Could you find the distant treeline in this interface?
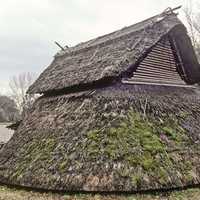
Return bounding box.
[0,95,20,122]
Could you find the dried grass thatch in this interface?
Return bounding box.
[0,84,200,191]
[1,9,200,192]
[27,13,200,94]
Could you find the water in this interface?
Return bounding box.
[0,124,14,143]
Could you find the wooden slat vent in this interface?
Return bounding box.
[124,37,186,86]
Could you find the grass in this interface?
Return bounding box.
[0,185,200,200]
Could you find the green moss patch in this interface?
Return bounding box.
[1,92,200,191]
[11,137,56,180]
[82,111,194,186]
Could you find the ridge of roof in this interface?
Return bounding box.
[55,11,177,58]
[27,9,187,94]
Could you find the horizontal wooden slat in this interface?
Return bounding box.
[154,43,172,48]
[149,50,174,59]
[133,76,182,83]
[144,56,176,66]
[147,49,175,58]
[136,62,177,72]
[131,77,186,85]
[132,73,185,83]
[129,77,185,84]
[159,43,171,47]
[135,68,180,77]
[156,44,172,50]
[142,53,176,64]
[152,45,173,51]
[122,80,191,87]
[147,51,175,60]
[140,63,176,72]
[151,47,175,55]
[141,61,176,70]
[133,74,181,80]
[137,65,177,74]
[138,65,176,72]
[154,44,175,52]
[150,50,174,58]
[136,67,177,74]
[133,74,182,81]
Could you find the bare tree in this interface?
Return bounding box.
[9,72,37,115]
[183,0,200,61]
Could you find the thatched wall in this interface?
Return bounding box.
[0,84,200,192]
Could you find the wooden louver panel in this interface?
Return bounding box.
[127,37,186,86]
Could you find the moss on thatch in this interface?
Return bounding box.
[0,84,200,191]
[81,111,197,188]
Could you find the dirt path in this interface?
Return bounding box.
[0,185,200,200]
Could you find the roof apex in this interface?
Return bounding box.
[55,7,182,58]
[28,7,197,94]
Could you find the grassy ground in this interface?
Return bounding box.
[0,185,200,200]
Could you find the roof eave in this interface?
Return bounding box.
[169,25,200,84]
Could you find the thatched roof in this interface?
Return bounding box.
[1,84,200,191]
[27,11,200,94]
[1,8,200,192]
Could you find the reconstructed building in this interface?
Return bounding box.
[0,8,200,192]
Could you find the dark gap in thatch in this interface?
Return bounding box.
[43,77,119,97]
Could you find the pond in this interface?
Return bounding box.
[0,124,14,143]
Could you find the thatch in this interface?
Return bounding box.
[1,8,200,192]
[27,12,200,94]
[0,84,200,191]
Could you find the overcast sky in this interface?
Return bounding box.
[0,0,191,94]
